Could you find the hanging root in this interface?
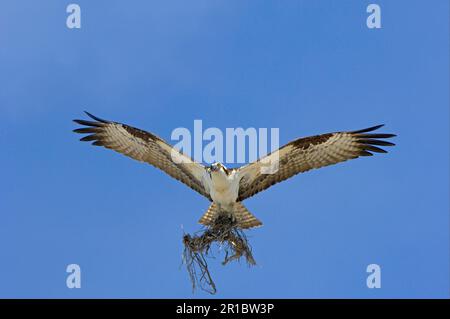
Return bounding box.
[182,215,256,294]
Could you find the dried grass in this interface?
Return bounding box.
[182,215,256,294]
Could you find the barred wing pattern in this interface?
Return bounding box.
[73,112,211,200]
[237,125,396,201]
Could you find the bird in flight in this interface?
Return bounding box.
[74,112,396,229]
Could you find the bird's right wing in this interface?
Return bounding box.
[73,112,211,201]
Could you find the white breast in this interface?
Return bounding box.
[202,169,240,210]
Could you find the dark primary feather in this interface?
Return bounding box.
[84,111,109,123]
[350,124,385,134]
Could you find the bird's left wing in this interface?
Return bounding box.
[237,125,396,201]
[73,112,211,200]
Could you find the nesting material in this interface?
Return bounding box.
[182,215,256,294]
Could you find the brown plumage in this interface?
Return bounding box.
[74,112,396,229]
[74,112,211,200]
[237,125,396,201]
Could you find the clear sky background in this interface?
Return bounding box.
[0,1,448,298]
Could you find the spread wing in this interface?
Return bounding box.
[237,125,396,201]
[73,112,211,200]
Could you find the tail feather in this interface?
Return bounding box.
[198,202,219,227]
[198,202,262,229]
[233,203,263,229]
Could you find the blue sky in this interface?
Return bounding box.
[0,0,448,298]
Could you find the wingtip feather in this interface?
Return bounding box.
[352,124,385,134]
[84,111,109,123]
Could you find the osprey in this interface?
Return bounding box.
[74,112,396,229]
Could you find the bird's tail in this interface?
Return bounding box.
[198,202,263,229]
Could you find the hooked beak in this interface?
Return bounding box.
[210,163,221,172]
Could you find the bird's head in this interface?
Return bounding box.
[209,162,227,173]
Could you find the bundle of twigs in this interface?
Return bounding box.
[182,215,256,294]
